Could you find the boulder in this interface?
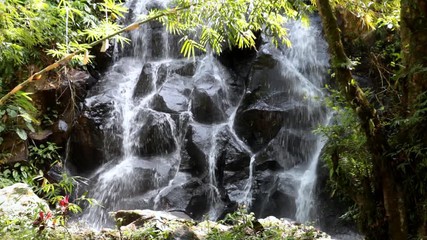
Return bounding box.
[68,114,105,175]
[215,126,251,172]
[250,171,296,219]
[0,183,49,220]
[190,88,226,124]
[111,209,180,227]
[233,100,285,152]
[133,63,156,98]
[247,53,284,90]
[150,76,192,113]
[134,110,177,156]
[0,134,28,164]
[154,178,211,220]
[255,129,318,171]
[180,123,211,177]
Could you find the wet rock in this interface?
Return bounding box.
[233,99,285,152]
[111,209,180,227]
[134,110,176,156]
[150,76,191,113]
[255,129,318,171]
[215,126,251,172]
[87,158,175,224]
[68,97,122,175]
[133,63,155,98]
[68,114,105,175]
[155,63,169,87]
[155,178,211,220]
[190,88,226,124]
[150,28,166,60]
[47,120,71,145]
[180,124,211,177]
[251,171,296,219]
[47,163,65,183]
[29,130,53,141]
[171,60,198,77]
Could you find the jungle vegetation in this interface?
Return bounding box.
[1,0,426,239]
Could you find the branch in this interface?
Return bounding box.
[0,4,194,106]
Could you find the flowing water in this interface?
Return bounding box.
[73,0,330,229]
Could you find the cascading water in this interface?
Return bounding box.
[70,0,330,229]
[295,131,329,222]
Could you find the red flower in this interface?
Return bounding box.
[59,195,69,207]
[34,211,52,226]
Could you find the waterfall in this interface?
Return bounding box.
[70,0,330,228]
[295,130,328,222]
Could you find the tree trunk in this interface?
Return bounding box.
[315,0,408,239]
[401,0,427,108]
[401,1,427,236]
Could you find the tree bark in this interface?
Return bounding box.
[401,0,427,108]
[401,1,427,236]
[315,0,407,239]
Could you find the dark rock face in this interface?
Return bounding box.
[234,105,284,152]
[251,171,296,219]
[190,88,226,124]
[150,76,192,113]
[68,115,105,175]
[72,16,332,230]
[255,129,318,171]
[155,178,212,219]
[133,63,156,98]
[180,124,209,177]
[215,126,251,172]
[134,110,176,157]
[68,96,121,175]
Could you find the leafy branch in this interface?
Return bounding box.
[0,4,194,106]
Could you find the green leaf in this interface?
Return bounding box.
[7,109,17,118]
[26,122,35,132]
[15,128,27,140]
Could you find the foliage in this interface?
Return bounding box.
[0,141,95,212]
[316,86,372,195]
[122,221,171,239]
[148,0,314,58]
[29,142,61,167]
[315,86,375,225]
[326,0,400,31]
[0,91,38,147]
[0,142,61,189]
[0,0,128,83]
[0,0,128,166]
[205,206,329,239]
